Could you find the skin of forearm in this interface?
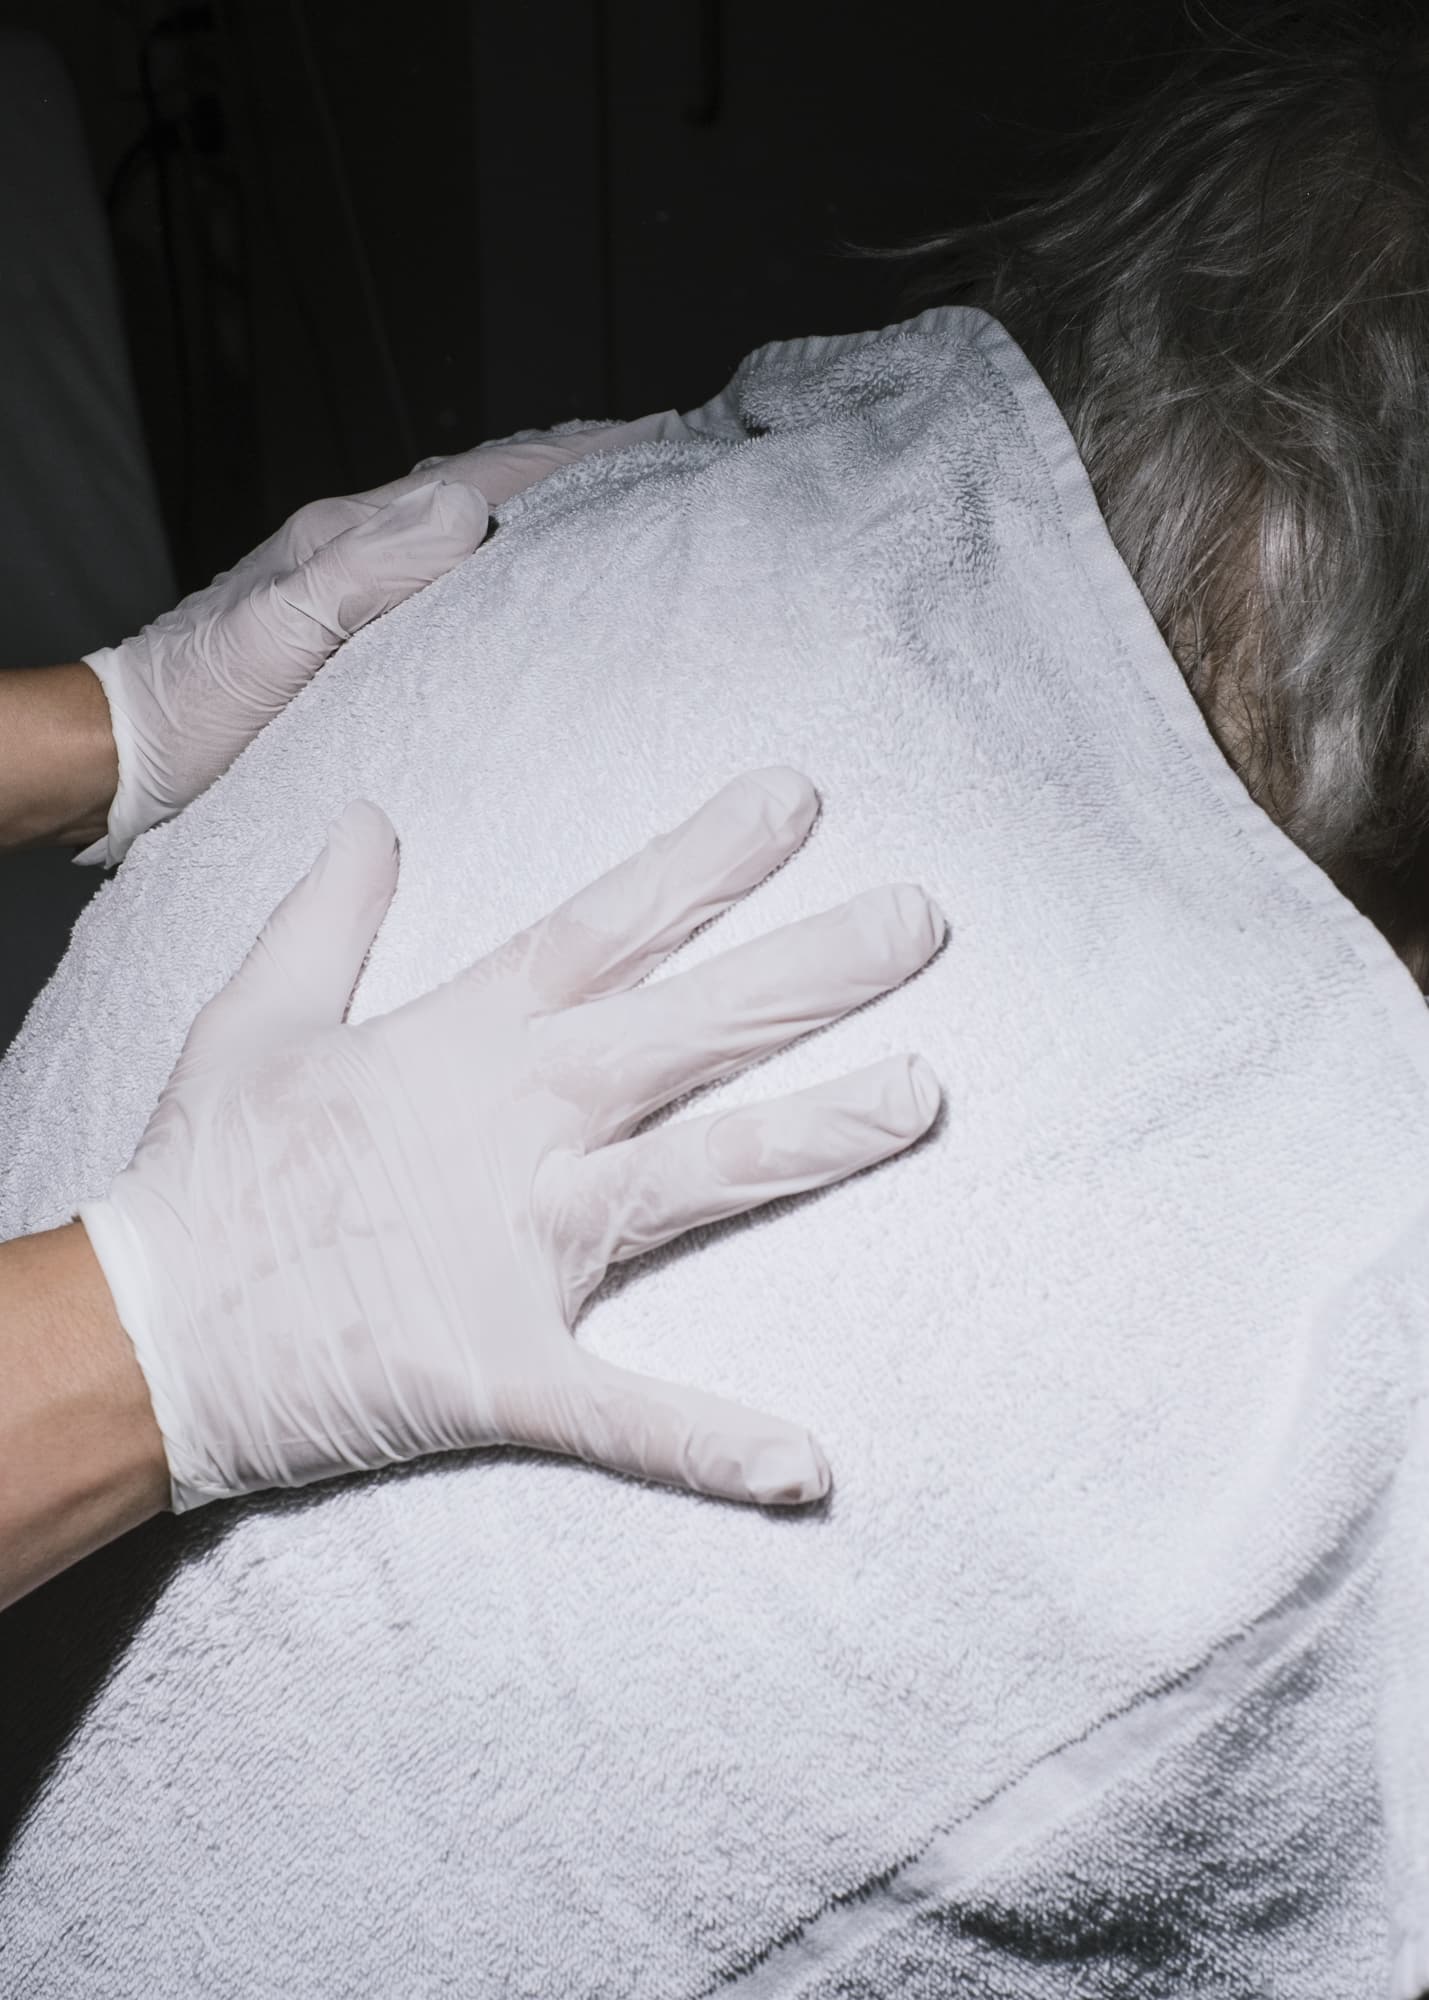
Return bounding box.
[0,1222,169,1612]
[0,663,118,851]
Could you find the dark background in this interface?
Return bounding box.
[0,0,1184,1057]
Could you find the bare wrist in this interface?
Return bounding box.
[0,662,118,851]
[0,1221,170,1611]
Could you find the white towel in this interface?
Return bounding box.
[3,304,1428,1999]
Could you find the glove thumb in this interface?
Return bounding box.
[533,1350,832,1507]
[268,479,490,655]
[190,800,400,1059]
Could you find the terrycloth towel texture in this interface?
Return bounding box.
[2,305,1428,1998]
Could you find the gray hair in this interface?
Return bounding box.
[841,0,1429,989]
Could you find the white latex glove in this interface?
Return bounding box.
[78,767,946,1515]
[77,413,679,868]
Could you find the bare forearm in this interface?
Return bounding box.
[0,1223,169,1611]
[0,663,117,850]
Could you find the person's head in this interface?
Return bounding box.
[847,0,1429,989]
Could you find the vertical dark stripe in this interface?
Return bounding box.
[593,0,616,416]
[687,0,724,127]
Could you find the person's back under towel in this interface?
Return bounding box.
[3,304,1429,2000]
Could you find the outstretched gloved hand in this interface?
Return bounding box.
[76,413,677,867]
[78,768,946,1514]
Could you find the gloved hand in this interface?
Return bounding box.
[78,767,946,1515]
[76,413,678,868]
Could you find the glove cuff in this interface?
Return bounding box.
[73,646,161,869]
[76,1193,216,1513]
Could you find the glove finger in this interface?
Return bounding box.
[267,481,489,660]
[189,801,400,1057]
[355,413,679,511]
[189,412,667,603]
[551,1053,940,1323]
[443,413,678,508]
[523,1348,832,1507]
[427,769,821,1034]
[563,878,945,1154]
[277,493,383,570]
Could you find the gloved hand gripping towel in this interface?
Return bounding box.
[3,305,1427,1999]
